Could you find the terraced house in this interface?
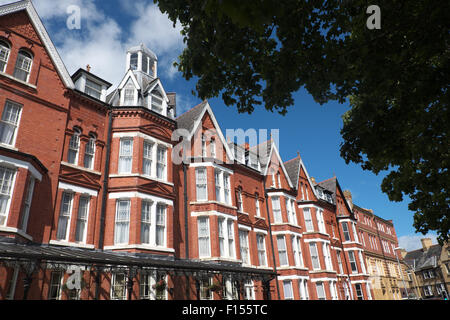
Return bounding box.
[0,0,403,301]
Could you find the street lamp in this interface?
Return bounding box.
[394,247,409,299]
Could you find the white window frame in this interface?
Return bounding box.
[118,138,133,174]
[0,40,10,73]
[140,271,167,300]
[56,192,73,241]
[195,167,208,201]
[239,229,250,265]
[84,135,96,169]
[277,235,289,266]
[272,196,282,223]
[0,100,22,147]
[317,209,326,234]
[303,207,314,231]
[348,250,358,274]
[0,166,16,227]
[114,199,131,244]
[283,280,294,300]
[142,140,153,176]
[198,217,211,257]
[84,78,102,100]
[13,50,33,82]
[256,233,267,267]
[48,271,63,300]
[111,273,127,300]
[218,217,235,259]
[75,195,90,243]
[316,282,326,300]
[323,243,333,271]
[292,235,304,267]
[255,197,261,217]
[309,242,320,270]
[20,176,35,232]
[156,146,167,180]
[342,222,351,241]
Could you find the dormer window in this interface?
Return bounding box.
[85,78,102,100]
[151,90,163,114]
[0,40,10,73]
[122,81,136,106]
[13,50,33,82]
[130,53,138,70]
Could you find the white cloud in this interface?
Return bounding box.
[398,233,438,251]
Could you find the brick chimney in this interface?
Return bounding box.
[421,238,433,251]
[310,177,316,184]
[244,143,250,151]
[343,190,353,210]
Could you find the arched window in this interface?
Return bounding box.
[84,133,96,169]
[68,127,81,165]
[13,50,33,82]
[0,40,10,73]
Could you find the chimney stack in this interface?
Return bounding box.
[421,238,433,251]
[343,190,353,210]
[310,177,316,184]
[244,143,250,151]
[86,64,91,72]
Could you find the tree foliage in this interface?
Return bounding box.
[154,0,450,243]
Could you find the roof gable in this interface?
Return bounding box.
[0,0,74,89]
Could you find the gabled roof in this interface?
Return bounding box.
[318,176,353,215]
[284,157,301,189]
[0,0,74,89]
[118,69,141,90]
[404,244,442,271]
[176,100,234,161]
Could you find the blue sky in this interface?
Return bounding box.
[1,0,437,250]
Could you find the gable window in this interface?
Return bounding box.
[118,138,133,173]
[0,40,10,73]
[317,209,326,233]
[256,234,267,266]
[195,168,207,201]
[56,192,73,241]
[286,199,297,225]
[75,196,90,243]
[303,208,314,231]
[277,235,288,266]
[239,229,250,264]
[151,90,163,114]
[85,78,102,100]
[271,196,282,223]
[197,217,210,257]
[13,50,33,82]
[84,134,96,169]
[342,222,351,241]
[143,141,153,176]
[156,146,166,180]
[0,100,22,146]
[67,128,81,165]
[210,139,216,158]
[114,199,130,244]
[20,176,35,232]
[201,135,207,158]
[309,242,320,270]
[0,166,16,226]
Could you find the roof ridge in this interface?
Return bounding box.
[176,100,207,120]
[318,176,336,185]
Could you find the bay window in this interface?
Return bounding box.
[316,282,326,300]
[303,208,314,231]
[309,242,320,270]
[342,222,351,241]
[118,138,133,173]
[292,235,304,267]
[239,229,250,264]
[198,217,210,257]
[277,235,288,266]
[257,234,267,266]
[75,196,89,243]
[283,280,294,300]
[155,203,166,246]
[114,199,130,244]
[20,176,35,232]
[195,168,207,201]
[143,141,153,176]
[141,200,152,244]
[272,196,282,223]
[156,146,166,180]
[0,166,16,226]
[348,250,358,274]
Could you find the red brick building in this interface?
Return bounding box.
[0,0,392,301]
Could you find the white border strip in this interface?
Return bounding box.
[59,182,98,197]
[0,154,42,181]
[108,191,173,206]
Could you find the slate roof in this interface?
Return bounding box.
[176,100,208,134]
[404,244,442,271]
[284,157,301,189]
[249,140,272,168]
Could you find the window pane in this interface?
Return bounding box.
[57,193,72,240]
[75,196,89,242]
[0,101,22,145]
[115,200,130,244]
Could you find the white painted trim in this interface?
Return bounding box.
[0,71,37,88]
[271,230,303,237]
[343,245,364,250]
[109,173,174,186]
[278,275,310,281]
[262,143,293,188]
[58,182,98,197]
[103,244,175,253]
[310,277,338,283]
[238,224,251,231]
[0,226,32,241]
[190,210,237,220]
[189,201,237,210]
[0,1,74,89]
[0,154,42,181]
[117,70,141,90]
[303,238,331,244]
[108,191,173,206]
[266,191,296,201]
[61,161,102,176]
[113,132,172,149]
[49,240,95,249]
[253,228,268,235]
[189,161,234,175]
